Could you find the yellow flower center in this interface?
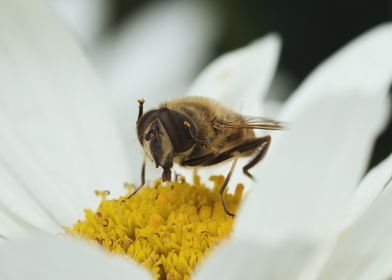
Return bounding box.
[67,174,243,280]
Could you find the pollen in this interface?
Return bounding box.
[67,174,244,280]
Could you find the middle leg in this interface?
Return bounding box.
[220,156,239,217]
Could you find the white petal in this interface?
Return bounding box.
[195,239,312,280]
[188,33,281,115]
[233,24,392,244]
[345,153,392,228]
[0,159,61,234]
[318,177,392,280]
[0,235,152,280]
[235,93,389,245]
[0,202,36,239]
[0,124,84,227]
[0,0,132,215]
[52,0,110,44]
[282,23,392,120]
[95,1,218,104]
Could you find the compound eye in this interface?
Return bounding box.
[158,109,196,153]
[144,121,160,142]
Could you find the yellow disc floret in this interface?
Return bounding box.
[67,174,244,280]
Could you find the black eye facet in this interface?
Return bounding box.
[158,109,196,153]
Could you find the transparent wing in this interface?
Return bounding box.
[214,116,285,131]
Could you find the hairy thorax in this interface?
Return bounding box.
[165,96,256,164]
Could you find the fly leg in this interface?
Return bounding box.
[126,157,146,198]
[220,156,238,217]
[181,136,272,215]
[242,135,271,179]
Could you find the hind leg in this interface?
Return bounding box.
[242,135,271,179]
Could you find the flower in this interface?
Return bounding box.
[68,175,243,279]
[1,1,392,280]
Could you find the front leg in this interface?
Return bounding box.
[126,157,146,198]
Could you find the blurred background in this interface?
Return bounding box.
[51,0,392,169]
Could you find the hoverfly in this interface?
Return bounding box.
[134,96,283,216]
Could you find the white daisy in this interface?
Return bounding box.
[1,0,392,279]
